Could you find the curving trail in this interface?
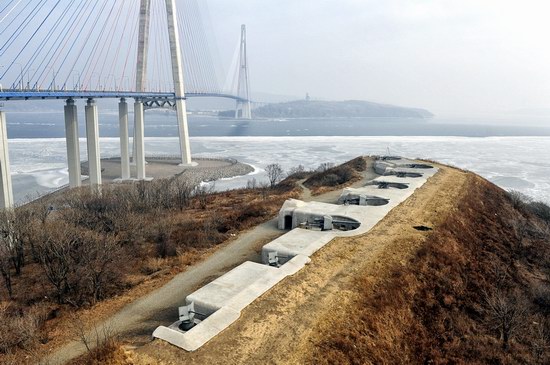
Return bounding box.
[43,159,376,365]
[135,165,468,364]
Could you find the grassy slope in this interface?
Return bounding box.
[309,174,550,364]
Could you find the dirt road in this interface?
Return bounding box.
[44,159,377,364]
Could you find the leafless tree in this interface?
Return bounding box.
[511,217,529,254]
[507,189,531,210]
[246,177,258,189]
[483,288,530,350]
[0,208,37,276]
[194,183,214,209]
[35,223,77,304]
[265,163,284,188]
[0,242,13,298]
[259,182,271,200]
[75,232,124,304]
[172,176,194,211]
[530,315,549,364]
[317,162,335,172]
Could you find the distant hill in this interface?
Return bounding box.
[223,100,434,119]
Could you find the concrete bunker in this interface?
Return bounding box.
[394,171,423,178]
[331,215,361,231]
[368,181,409,190]
[407,163,433,169]
[380,156,402,161]
[338,189,390,206]
[278,199,361,231]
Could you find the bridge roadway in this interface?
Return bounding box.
[0,89,247,102]
[0,89,251,209]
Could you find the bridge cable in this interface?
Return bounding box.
[0,0,21,24]
[0,0,16,15]
[121,9,140,92]
[5,0,64,88]
[31,0,93,89]
[178,7,200,92]
[186,1,212,92]
[95,1,126,91]
[13,0,78,89]
[75,0,116,90]
[34,0,94,88]
[191,0,220,93]
[106,1,134,91]
[47,0,108,90]
[0,0,48,57]
[56,0,106,90]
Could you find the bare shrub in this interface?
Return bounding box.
[68,315,120,364]
[246,177,258,189]
[508,190,531,210]
[530,315,550,364]
[0,240,13,298]
[193,183,214,210]
[287,164,309,179]
[528,201,550,223]
[141,257,166,275]
[35,222,124,306]
[265,163,284,188]
[172,176,194,211]
[483,289,530,350]
[150,221,175,259]
[0,210,26,275]
[316,162,335,172]
[0,303,46,353]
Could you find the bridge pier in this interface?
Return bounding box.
[0,110,14,209]
[85,98,101,188]
[64,99,81,188]
[134,99,147,179]
[166,0,194,166]
[119,98,130,180]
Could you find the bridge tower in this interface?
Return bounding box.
[235,25,252,120]
[133,0,193,173]
[0,105,14,208]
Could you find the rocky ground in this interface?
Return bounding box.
[81,156,254,186]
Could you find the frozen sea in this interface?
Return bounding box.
[3,108,550,205]
[7,135,550,206]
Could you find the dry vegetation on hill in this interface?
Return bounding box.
[0,177,299,363]
[125,165,549,365]
[309,175,550,364]
[302,156,367,194]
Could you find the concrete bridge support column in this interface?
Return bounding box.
[0,110,14,209]
[64,99,81,188]
[119,98,130,180]
[85,98,101,188]
[134,100,146,180]
[165,0,193,166]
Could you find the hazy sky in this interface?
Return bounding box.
[208,0,550,115]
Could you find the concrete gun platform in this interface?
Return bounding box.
[153,156,438,352]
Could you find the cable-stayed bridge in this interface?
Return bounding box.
[0,0,253,208]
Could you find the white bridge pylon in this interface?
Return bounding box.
[133,0,194,173]
[235,25,252,120]
[62,0,195,194]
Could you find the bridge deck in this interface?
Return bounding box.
[0,90,247,102]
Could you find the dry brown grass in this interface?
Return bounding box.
[304,156,367,195]
[308,174,550,365]
[0,179,299,364]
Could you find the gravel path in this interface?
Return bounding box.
[43,158,375,365]
[43,219,284,365]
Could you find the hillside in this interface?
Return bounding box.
[128,165,550,364]
[231,99,434,119]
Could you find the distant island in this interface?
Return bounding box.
[219,99,434,119]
